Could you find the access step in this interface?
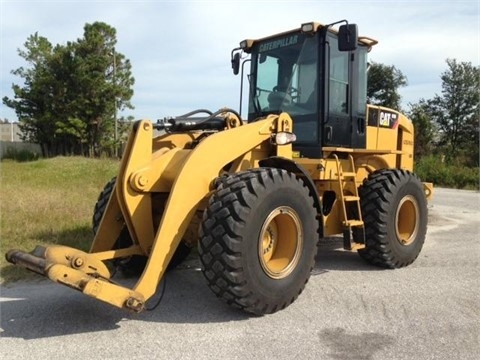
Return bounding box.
[344,220,364,227]
[339,171,357,178]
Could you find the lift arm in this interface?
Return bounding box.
[6,114,292,312]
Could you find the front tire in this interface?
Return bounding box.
[357,169,428,268]
[199,168,318,315]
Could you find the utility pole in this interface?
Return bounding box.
[112,48,118,158]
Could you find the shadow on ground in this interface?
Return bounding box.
[0,268,248,340]
[313,236,383,274]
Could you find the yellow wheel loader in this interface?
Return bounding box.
[6,21,433,314]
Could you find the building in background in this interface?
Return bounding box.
[0,121,22,142]
[0,121,41,159]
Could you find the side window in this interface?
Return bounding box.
[356,47,368,115]
[329,37,349,114]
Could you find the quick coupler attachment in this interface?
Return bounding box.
[6,246,48,275]
[5,245,146,312]
[5,245,111,281]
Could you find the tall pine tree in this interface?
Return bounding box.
[3,22,135,157]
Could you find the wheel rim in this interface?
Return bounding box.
[395,195,420,246]
[258,206,303,279]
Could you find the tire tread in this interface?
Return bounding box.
[199,168,318,315]
[357,169,427,268]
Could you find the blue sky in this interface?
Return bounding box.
[1,0,479,122]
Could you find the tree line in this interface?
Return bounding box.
[3,22,134,157]
[3,23,479,172]
[368,60,479,169]
[367,59,479,188]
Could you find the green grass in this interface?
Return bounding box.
[0,157,119,283]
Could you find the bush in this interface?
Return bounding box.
[2,147,40,162]
[415,155,479,190]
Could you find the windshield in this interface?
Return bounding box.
[248,33,319,119]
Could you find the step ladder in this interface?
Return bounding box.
[333,154,365,250]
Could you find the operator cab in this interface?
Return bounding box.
[232,21,377,158]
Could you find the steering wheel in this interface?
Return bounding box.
[273,85,298,100]
[268,89,292,109]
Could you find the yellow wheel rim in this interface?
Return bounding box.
[395,195,419,246]
[258,206,303,279]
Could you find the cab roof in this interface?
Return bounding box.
[240,21,378,53]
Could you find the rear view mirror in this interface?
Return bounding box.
[231,52,241,75]
[338,24,358,51]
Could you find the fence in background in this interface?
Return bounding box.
[0,141,42,159]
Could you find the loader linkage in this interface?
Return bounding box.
[5,111,291,312]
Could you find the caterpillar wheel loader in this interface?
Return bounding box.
[6,21,433,315]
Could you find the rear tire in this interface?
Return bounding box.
[199,168,318,315]
[356,169,427,268]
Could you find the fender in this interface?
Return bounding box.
[259,156,324,237]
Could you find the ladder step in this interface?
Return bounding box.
[344,220,364,227]
[340,172,357,178]
[343,228,352,250]
[343,196,360,202]
[353,227,365,245]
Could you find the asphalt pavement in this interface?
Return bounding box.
[1,187,479,360]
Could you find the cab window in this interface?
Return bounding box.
[328,36,349,115]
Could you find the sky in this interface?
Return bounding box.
[1,0,479,122]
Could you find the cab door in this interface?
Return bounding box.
[323,34,367,149]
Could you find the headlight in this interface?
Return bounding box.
[301,22,315,33]
[272,132,296,145]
